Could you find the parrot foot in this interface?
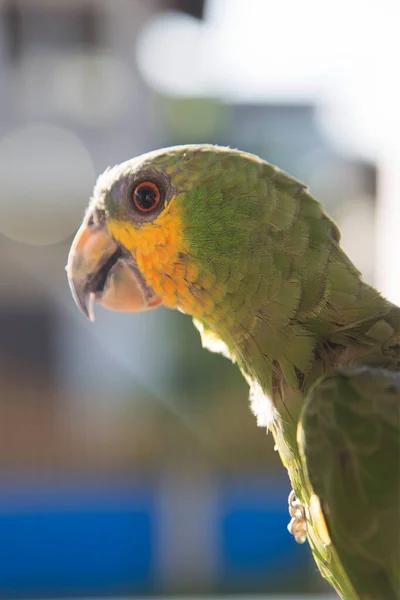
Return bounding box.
[287,490,307,544]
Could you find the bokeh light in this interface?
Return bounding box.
[0,123,94,244]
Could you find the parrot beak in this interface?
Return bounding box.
[66,218,162,321]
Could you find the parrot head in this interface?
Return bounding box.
[67,144,274,332]
[67,143,347,388]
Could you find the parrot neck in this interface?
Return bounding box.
[189,162,398,428]
[198,274,398,430]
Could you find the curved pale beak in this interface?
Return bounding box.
[66,219,162,321]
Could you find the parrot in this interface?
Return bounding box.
[66,144,400,600]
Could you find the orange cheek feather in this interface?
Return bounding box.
[106,201,196,310]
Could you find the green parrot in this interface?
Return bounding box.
[67,144,400,599]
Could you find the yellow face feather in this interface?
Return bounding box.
[106,196,216,317]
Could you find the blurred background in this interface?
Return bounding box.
[0,0,398,597]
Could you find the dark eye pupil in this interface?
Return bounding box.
[135,186,157,210]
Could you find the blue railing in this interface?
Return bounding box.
[0,476,309,596]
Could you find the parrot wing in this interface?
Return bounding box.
[299,366,400,600]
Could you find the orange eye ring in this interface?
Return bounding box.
[132,181,161,213]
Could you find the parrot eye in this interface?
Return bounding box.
[132,181,161,213]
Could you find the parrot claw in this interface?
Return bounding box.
[287,490,307,544]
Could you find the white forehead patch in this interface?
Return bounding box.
[92,157,140,206]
